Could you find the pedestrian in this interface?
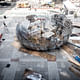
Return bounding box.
[0,33,3,43]
[4,16,7,19]
[0,26,3,44]
[3,15,9,33]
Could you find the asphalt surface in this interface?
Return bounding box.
[0,9,80,80]
[0,2,16,15]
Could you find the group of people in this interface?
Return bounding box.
[0,16,9,44]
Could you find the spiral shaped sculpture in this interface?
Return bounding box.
[16,14,72,51]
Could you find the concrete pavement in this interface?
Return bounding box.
[0,5,80,80]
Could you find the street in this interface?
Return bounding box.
[0,4,80,80]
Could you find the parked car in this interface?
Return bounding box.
[0,1,11,6]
